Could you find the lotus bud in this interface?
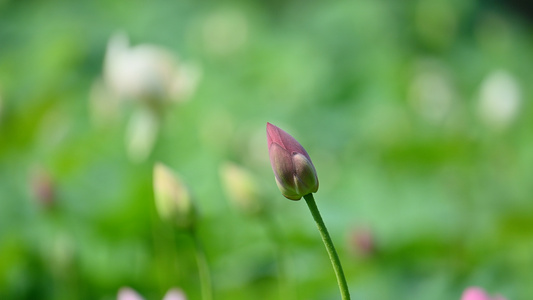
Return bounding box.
[219,162,263,215]
[153,163,195,229]
[266,122,318,200]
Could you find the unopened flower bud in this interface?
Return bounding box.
[348,227,375,258]
[30,168,55,209]
[266,122,318,200]
[153,163,195,229]
[219,162,263,215]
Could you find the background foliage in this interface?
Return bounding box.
[1,0,532,299]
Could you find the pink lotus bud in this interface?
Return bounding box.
[266,122,318,200]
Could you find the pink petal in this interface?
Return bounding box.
[117,287,144,300]
[461,287,490,300]
[266,122,310,160]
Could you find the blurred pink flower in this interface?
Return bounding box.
[461,287,507,300]
[117,287,187,300]
[117,287,144,300]
[30,167,55,208]
[347,227,375,258]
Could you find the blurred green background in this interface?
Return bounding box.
[1,0,533,299]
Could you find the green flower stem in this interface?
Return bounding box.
[303,193,351,300]
[191,229,214,300]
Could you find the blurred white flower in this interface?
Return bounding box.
[125,108,159,163]
[478,70,521,131]
[163,288,187,300]
[117,287,187,300]
[100,32,201,162]
[408,60,455,124]
[117,287,144,300]
[104,32,200,104]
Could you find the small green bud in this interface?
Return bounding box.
[219,162,263,215]
[153,163,195,229]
